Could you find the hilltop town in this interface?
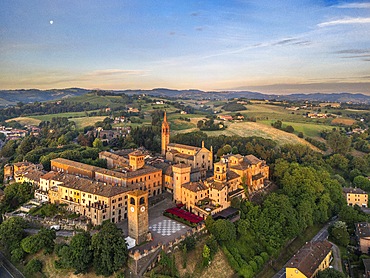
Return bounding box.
[0,91,369,278]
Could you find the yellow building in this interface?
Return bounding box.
[172,160,245,218]
[47,172,135,225]
[286,240,332,278]
[51,150,162,197]
[222,154,269,192]
[343,187,368,208]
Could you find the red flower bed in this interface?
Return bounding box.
[165,207,203,223]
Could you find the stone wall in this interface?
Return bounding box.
[3,212,89,231]
[128,223,207,275]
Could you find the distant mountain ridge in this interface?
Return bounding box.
[0,88,89,107]
[1,88,370,107]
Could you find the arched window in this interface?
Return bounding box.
[130,197,135,205]
[139,197,145,205]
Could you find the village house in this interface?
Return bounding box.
[356,222,370,254]
[285,240,332,277]
[343,187,368,208]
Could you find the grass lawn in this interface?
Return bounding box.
[30,111,93,121]
[170,119,196,130]
[173,235,235,278]
[259,120,333,138]
[256,224,324,278]
[71,116,107,129]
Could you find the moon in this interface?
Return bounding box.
[49,20,53,25]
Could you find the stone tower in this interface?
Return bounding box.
[127,190,149,245]
[161,111,170,155]
[129,150,145,171]
[214,161,227,182]
[172,164,191,203]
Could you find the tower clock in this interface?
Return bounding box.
[127,190,149,245]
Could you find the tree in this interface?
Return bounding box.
[271,120,282,129]
[92,138,103,150]
[91,221,128,276]
[222,144,232,154]
[0,217,27,251]
[202,244,211,266]
[317,268,346,278]
[69,231,93,273]
[25,259,43,276]
[212,219,236,242]
[2,182,35,212]
[328,221,350,246]
[327,130,351,155]
[21,228,56,254]
[284,125,294,133]
[353,176,370,192]
[0,140,17,157]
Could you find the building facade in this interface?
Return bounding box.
[343,187,368,208]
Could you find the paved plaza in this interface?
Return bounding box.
[117,193,193,253]
[149,219,186,236]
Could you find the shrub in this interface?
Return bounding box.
[25,259,42,276]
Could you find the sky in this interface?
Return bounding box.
[0,0,370,94]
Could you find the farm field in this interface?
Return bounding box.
[6,117,41,126]
[30,111,94,121]
[174,120,321,151]
[69,116,107,129]
[259,120,333,138]
[7,115,107,130]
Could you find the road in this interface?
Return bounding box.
[25,228,75,237]
[0,252,25,278]
[331,242,343,272]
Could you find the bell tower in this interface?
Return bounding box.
[214,161,227,182]
[161,111,170,155]
[127,190,149,245]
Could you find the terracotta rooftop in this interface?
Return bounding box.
[286,240,332,277]
[172,163,191,169]
[51,158,100,172]
[182,181,207,192]
[52,173,131,197]
[127,190,147,197]
[22,169,46,182]
[129,150,144,157]
[343,187,367,195]
[356,222,370,238]
[168,143,201,152]
[41,171,62,180]
[244,155,262,165]
[99,151,128,162]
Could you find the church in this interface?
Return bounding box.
[159,111,270,218]
[161,112,213,180]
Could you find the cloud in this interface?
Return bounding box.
[272,38,311,46]
[87,69,147,77]
[190,12,199,17]
[336,3,370,8]
[318,17,370,27]
[335,49,370,54]
[334,49,370,61]
[195,27,203,31]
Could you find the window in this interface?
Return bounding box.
[130,197,135,205]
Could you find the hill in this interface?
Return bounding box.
[2,88,370,107]
[0,88,89,107]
